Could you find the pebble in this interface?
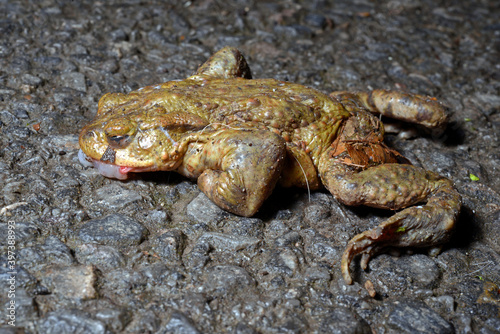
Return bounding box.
[38,236,76,267]
[222,217,264,238]
[37,265,97,300]
[481,318,500,334]
[275,231,302,247]
[195,232,261,251]
[95,183,142,210]
[303,265,331,283]
[369,254,441,291]
[482,209,500,253]
[74,243,126,271]
[9,288,38,326]
[37,310,106,334]
[202,265,256,297]
[265,248,300,277]
[0,221,38,248]
[161,311,201,334]
[77,214,148,248]
[303,233,340,263]
[184,231,261,269]
[303,13,328,29]
[318,307,371,334]
[385,300,454,334]
[94,307,129,332]
[59,72,87,93]
[186,193,228,224]
[123,310,161,333]
[151,229,186,262]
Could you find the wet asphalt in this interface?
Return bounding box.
[0,0,499,333]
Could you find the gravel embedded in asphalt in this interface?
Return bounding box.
[0,0,499,332]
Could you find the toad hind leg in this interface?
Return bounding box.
[331,89,448,129]
[318,157,461,285]
[178,128,286,217]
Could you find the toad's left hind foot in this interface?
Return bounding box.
[318,156,461,285]
[337,166,461,284]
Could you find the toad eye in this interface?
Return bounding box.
[106,134,133,149]
[104,118,137,149]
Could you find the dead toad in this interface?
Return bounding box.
[79,47,461,284]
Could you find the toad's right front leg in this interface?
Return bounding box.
[177,128,287,217]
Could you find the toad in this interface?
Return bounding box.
[79,47,461,284]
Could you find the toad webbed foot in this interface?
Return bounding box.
[318,157,461,285]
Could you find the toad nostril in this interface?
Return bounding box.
[83,130,96,138]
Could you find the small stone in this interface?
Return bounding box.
[265,219,291,239]
[74,243,126,271]
[186,193,228,224]
[265,248,299,277]
[38,236,76,267]
[303,13,328,29]
[425,295,455,314]
[151,229,186,262]
[275,231,302,247]
[386,300,454,334]
[21,73,43,87]
[303,203,331,223]
[138,262,185,287]
[9,288,37,326]
[303,235,340,263]
[13,108,29,119]
[38,265,97,300]
[183,242,211,269]
[223,217,264,238]
[123,310,161,333]
[59,72,87,92]
[95,183,142,210]
[184,232,260,268]
[141,209,168,224]
[105,267,147,290]
[196,232,261,251]
[54,176,80,188]
[318,307,371,334]
[234,322,259,334]
[0,110,17,125]
[37,309,106,334]
[303,265,331,284]
[0,221,38,248]
[203,265,256,297]
[100,59,119,73]
[110,29,127,42]
[162,311,201,334]
[8,57,31,73]
[364,280,377,298]
[95,307,130,332]
[77,214,148,248]
[279,248,300,273]
[481,317,500,334]
[369,254,441,290]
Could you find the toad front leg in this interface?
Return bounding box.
[318,155,461,284]
[177,128,287,217]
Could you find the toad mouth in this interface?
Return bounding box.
[78,149,155,180]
